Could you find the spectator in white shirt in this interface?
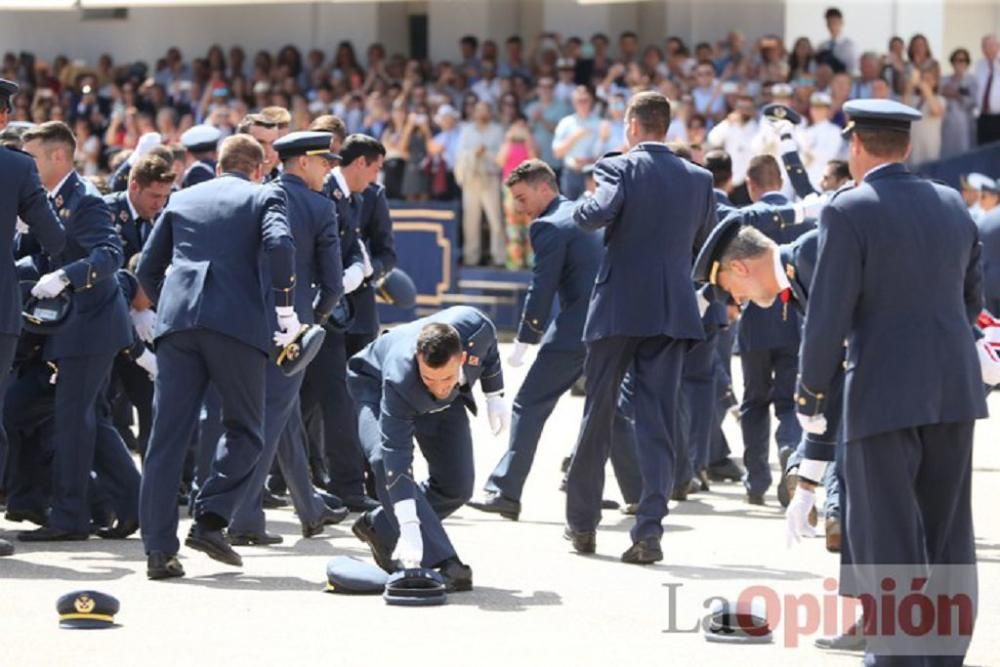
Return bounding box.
[816,7,857,75]
[707,95,759,198]
[800,92,845,188]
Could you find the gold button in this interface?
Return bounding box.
[798,398,807,405]
[817,393,824,399]
[773,215,779,222]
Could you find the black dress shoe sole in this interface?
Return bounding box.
[466,500,520,521]
[96,521,139,540]
[17,530,88,542]
[621,548,663,564]
[148,560,185,580]
[322,508,350,525]
[185,535,243,567]
[445,578,473,592]
[227,534,283,547]
[4,511,48,526]
[563,529,596,554]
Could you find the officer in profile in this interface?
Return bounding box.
[179,124,221,189]
[0,79,65,557]
[137,133,297,580]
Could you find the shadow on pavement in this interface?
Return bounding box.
[448,586,562,612]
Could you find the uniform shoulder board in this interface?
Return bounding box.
[827,181,856,202]
[601,151,623,159]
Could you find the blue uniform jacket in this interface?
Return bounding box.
[1,146,65,337]
[321,173,366,277]
[108,160,131,193]
[45,172,131,359]
[104,191,151,266]
[798,163,988,440]
[517,195,602,350]
[137,172,296,354]
[268,172,343,325]
[781,147,819,199]
[180,159,215,189]
[349,182,397,335]
[976,206,1000,315]
[574,143,716,343]
[734,192,815,352]
[347,306,503,506]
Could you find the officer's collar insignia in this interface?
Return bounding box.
[119,209,129,222]
[709,260,721,286]
[74,595,96,614]
[59,208,71,219]
[467,355,480,366]
[785,264,796,281]
[54,194,64,209]
[333,188,343,200]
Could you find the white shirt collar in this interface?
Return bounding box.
[863,161,899,180]
[125,192,141,220]
[332,166,351,197]
[772,245,791,291]
[47,169,74,199]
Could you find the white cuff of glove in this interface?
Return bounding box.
[797,412,828,435]
[394,498,419,526]
[358,242,375,278]
[779,137,798,155]
[343,264,365,294]
[797,458,827,485]
[507,340,532,367]
[275,306,295,317]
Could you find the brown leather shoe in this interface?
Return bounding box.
[825,517,841,553]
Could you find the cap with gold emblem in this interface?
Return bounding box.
[56,590,119,629]
[840,99,921,137]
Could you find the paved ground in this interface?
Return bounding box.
[1,341,998,666]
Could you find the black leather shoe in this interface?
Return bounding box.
[352,512,393,572]
[746,493,766,506]
[600,498,620,510]
[670,484,689,502]
[227,531,283,546]
[301,505,348,538]
[777,448,793,508]
[563,526,596,554]
[4,509,47,526]
[316,488,346,510]
[0,538,13,557]
[621,537,663,564]
[437,557,473,592]
[466,491,521,521]
[185,524,242,566]
[96,518,139,540]
[147,552,185,580]
[814,620,866,651]
[341,494,381,513]
[686,479,701,495]
[262,491,289,509]
[706,458,743,482]
[696,469,711,492]
[18,526,88,542]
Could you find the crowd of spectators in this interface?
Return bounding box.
[3,6,999,268]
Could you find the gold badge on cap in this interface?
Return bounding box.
[74,595,96,614]
[774,107,786,119]
[59,208,71,220]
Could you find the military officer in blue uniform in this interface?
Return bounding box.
[728,154,814,505]
[468,159,640,520]
[348,306,509,591]
[227,131,349,543]
[15,121,137,542]
[137,133,296,579]
[179,124,221,189]
[798,100,985,665]
[300,133,386,511]
[0,80,66,556]
[976,179,1000,317]
[107,131,162,193]
[564,92,716,564]
[104,153,174,455]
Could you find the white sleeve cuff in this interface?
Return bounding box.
[394,498,419,525]
[798,458,827,485]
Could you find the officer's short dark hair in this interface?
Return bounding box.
[218,134,264,176]
[130,154,175,189]
[416,323,463,368]
[704,149,733,189]
[340,134,386,167]
[21,120,76,153]
[719,225,773,265]
[746,154,783,192]
[460,35,479,50]
[310,114,347,141]
[854,128,910,159]
[505,159,557,191]
[147,144,175,165]
[825,7,843,20]
[826,159,851,183]
[625,91,671,137]
[167,143,186,163]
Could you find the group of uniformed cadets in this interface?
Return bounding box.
[0,70,994,661]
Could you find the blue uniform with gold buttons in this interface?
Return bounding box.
[230,132,344,537]
[136,170,295,556]
[348,306,502,568]
[797,100,985,664]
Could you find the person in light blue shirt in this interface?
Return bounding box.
[526,77,570,171]
[552,85,603,199]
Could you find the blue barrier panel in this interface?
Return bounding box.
[916,141,1000,188]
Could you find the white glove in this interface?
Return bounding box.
[342,263,365,294]
[696,288,710,318]
[392,499,423,568]
[31,270,69,298]
[486,394,510,436]
[358,241,374,278]
[797,412,827,435]
[273,306,302,348]
[793,192,827,223]
[785,486,817,547]
[130,308,157,344]
[135,348,158,380]
[977,336,1000,386]
[15,218,29,235]
[507,341,533,368]
[129,131,162,163]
